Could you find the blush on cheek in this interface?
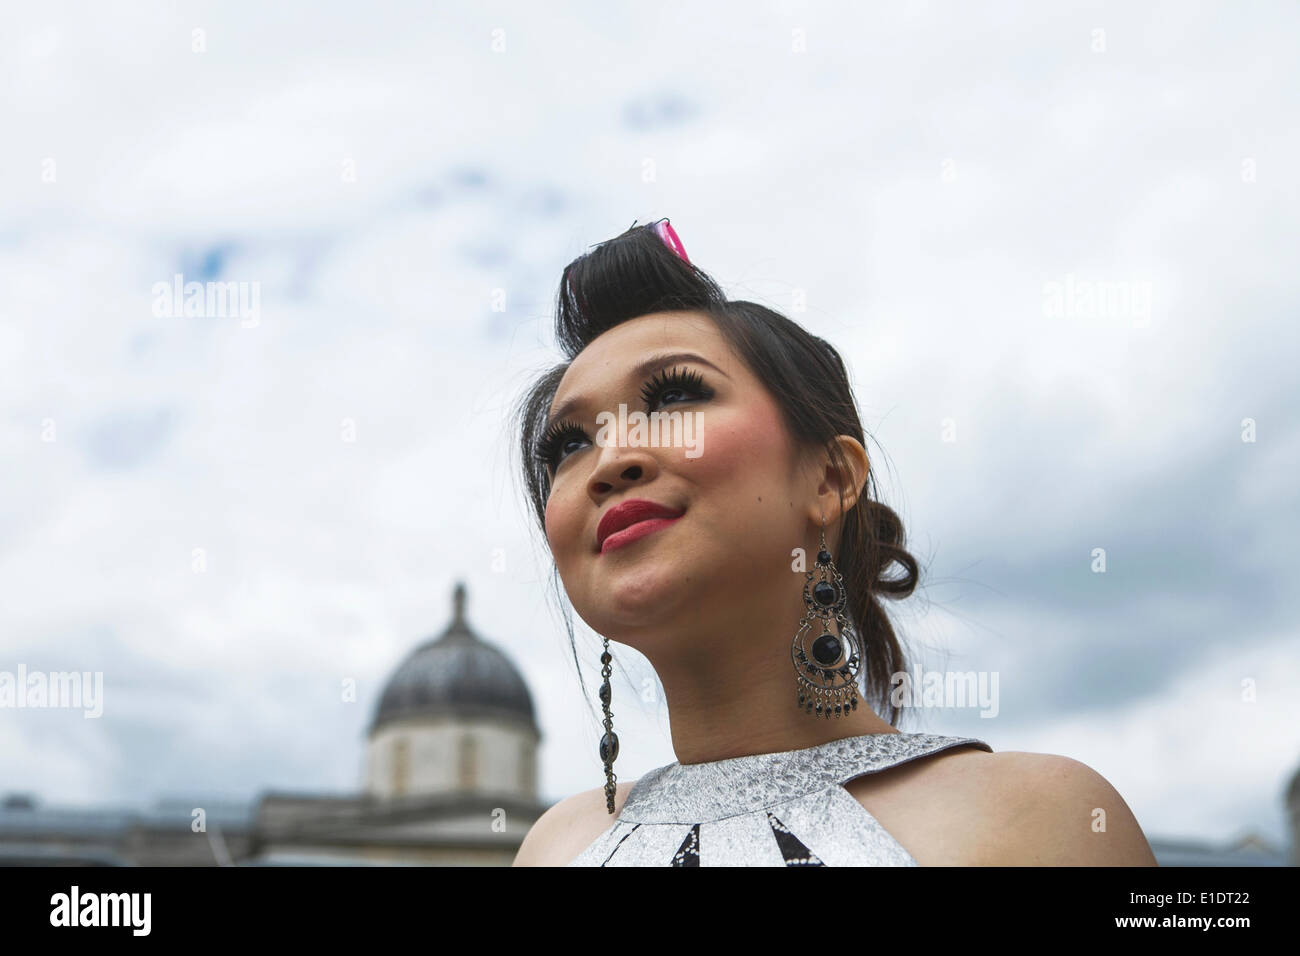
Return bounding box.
[543,494,574,556]
[692,404,788,478]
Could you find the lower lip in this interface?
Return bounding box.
[600,516,683,554]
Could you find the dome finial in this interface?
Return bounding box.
[453,581,466,627]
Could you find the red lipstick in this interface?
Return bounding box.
[596,499,685,554]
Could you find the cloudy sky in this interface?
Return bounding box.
[2,0,1297,853]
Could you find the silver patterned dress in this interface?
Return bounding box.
[567,731,993,866]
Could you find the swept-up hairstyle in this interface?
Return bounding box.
[514,220,919,727]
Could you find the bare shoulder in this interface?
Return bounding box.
[962,750,1158,866]
[512,781,636,867]
[846,744,1156,866]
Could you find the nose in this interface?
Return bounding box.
[587,443,659,499]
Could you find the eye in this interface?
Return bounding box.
[640,365,714,411]
[535,419,590,470]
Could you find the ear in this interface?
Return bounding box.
[807,435,870,527]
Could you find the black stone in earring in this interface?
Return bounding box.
[598,635,619,813]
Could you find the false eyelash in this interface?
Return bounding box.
[536,367,715,471]
[640,365,712,408]
[534,419,588,468]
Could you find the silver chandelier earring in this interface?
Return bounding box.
[792,516,862,718]
[598,635,619,813]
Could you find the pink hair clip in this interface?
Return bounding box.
[653,219,691,264]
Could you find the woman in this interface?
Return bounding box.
[511,220,1157,866]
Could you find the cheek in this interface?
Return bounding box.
[543,489,580,561]
[682,402,799,572]
[688,402,791,485]
[543,496,560,549]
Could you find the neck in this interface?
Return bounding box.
[622,580,899,766]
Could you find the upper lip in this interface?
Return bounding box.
[596,499,685,551]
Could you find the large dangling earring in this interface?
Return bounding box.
[598,635,619,813]
[791,516,861,719]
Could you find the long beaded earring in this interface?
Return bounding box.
[598,636,619,813]
[791,516,861,718]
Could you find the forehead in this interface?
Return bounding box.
[551,310,735,404]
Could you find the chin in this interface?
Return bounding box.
[585,560,691,633]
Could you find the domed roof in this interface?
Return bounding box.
[370,582,538,734]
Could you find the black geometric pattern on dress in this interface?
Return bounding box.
[599,823,642,866]
[766,811,825,866]
[670,823,701,866]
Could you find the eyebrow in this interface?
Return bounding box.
[544,351,729,434]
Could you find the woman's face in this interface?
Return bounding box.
[540,310,817,646]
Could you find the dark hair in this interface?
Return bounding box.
[513,220,919,727]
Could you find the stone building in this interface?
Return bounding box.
[0,582,545,866]
[250,581,545,864]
